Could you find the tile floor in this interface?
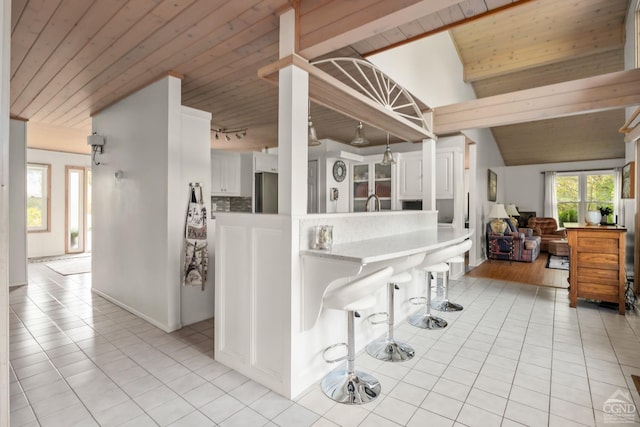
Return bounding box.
[8,262,640,426]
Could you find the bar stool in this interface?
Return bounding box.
[432,255,464,312]
[365,271,415,362]
[321,266,393,404]
[408,263,448,329]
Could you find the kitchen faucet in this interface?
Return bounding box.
[365,194,381,212]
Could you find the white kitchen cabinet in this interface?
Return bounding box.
[254,152,278,173]
[352,158,394,212]
[211,150,241,196]
[436,150,453,199]
[397,151,422,200]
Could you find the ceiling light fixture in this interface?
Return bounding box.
[211,127,248,142]
[350,121,369,146]
[381,133,395,165]
[308,101,321,146]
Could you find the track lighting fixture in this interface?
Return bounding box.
[211,127,248,142]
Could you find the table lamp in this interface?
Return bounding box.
[488,203,510,234]
[506,204,520,228]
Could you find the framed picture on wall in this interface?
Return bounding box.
[488,169,497,201]
[622,161,635,199]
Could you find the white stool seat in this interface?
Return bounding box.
[390,272,412,284]
[420,262,449,273]
[447,256,465,264]
[342,295,376,312]
[323,267,393,311]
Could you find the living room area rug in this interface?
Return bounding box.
[45,255,91,275]
[546,254,569,271]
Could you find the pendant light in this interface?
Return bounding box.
[308,101,321,146]
[350,121,369,146]
[381,133,395,165]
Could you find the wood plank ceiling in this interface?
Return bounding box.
[9,0,632,165]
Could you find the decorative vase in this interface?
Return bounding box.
[600,215,608,225]
[586,211,601,226]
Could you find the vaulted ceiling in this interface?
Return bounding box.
[9,0,635,165]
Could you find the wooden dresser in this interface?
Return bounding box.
[566,224,626,314]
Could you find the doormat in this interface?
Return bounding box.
[546,254,569,271]
[45,256,91,275]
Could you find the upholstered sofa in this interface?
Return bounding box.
[527,217,566,252]
[486,221,541,262]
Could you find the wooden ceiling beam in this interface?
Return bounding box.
[433,68,640,134]
[297,0,462,59]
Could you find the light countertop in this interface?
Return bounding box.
[301,226,473,264]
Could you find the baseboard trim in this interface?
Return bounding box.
[91,288,181,333]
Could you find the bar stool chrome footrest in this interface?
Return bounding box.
[366,312,389,325]
[321,369,381,404]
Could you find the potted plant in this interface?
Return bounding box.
[598,206,613,225]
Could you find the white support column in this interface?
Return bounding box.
[422,138,436,211]
[278,9,308,215]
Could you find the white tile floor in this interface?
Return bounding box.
[8,262,640,426]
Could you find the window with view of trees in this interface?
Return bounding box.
[556,171,614,226]
[27,163,50,232]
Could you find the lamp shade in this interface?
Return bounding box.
[506,204,520,216]
[350,122,369,146]
[488,204,509,219]
[308,118,321,146]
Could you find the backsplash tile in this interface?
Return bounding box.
[211,196,252,213]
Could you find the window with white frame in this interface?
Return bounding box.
[556,170,615,226]
[27,163,50,232]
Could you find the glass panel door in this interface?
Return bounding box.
[374,163,392,210]
[352,163,369,212]
[66,167,85,253]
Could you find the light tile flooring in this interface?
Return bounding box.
[8,262,640,426]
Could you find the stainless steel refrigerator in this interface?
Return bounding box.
[255,172,278,213]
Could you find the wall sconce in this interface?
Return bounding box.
[87,132,105,166]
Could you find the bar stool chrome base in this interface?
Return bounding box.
[366,338,415,362]
[432,300,463,312]
[408,311,448,329]
[321,369,381,404]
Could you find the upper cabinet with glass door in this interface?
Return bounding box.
[352,158,394,212]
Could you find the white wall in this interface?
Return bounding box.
[26,149,91,258]
[179,106,214,326]
[9,120,27,286]
[92,76,185,332]
[1,0,11,422]
[504,159,626,219]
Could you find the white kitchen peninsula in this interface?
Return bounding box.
[214,210,473,399]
